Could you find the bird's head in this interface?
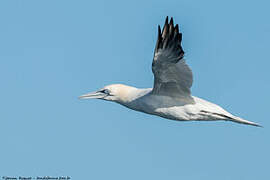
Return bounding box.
[79,84,137,103]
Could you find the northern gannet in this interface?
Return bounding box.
[80,17,261,127]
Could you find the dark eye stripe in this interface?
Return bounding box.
[100,89,110,94]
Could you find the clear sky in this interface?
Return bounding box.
[0,0,269,179]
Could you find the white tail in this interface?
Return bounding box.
[231,117,262,127]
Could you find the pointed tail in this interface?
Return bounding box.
[231,117,262,127]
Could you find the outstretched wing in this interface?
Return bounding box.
[151,17,193,99]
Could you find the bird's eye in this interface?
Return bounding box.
[100,89,110,94]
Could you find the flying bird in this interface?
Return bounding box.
[80,17,261,127]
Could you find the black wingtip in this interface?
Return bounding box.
[178,33,182,42]
[165,16,169,25]
[175,24,179,33]
[155,25,162,51]
[154,17,184,61]
[169,17,174,26]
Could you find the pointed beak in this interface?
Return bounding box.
[79,91,105,99]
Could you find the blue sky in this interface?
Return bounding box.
[0,0,269,179]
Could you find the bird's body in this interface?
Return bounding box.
[98,84,259,126]
[125,89,228,122]
[80,17,261,127]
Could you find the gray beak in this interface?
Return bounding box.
[79,91,105,99]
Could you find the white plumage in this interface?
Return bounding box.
[80,17,261,127]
